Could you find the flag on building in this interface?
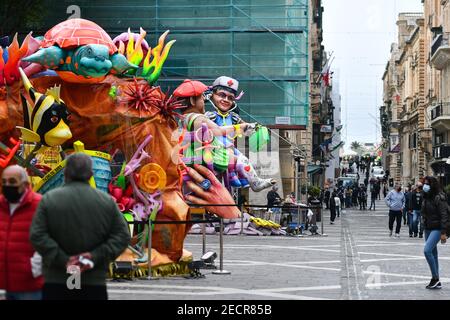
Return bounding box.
[330,141,345,152]
[320,55,334,88]
[320,137,333,154]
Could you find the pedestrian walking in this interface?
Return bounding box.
[405,185,415,237]
[334,194,341,218]
[324,189,331,209]
[0,165,43,300]
[369,187,377,211]
[412,182,424,238]
[385,184,405,238]
[383,182,388,198]
[345,187,352,208]
[338,188,345,207]
[359,186,367,210]
[329,191,337,224]
[30,153,130,300]
[267,185,282,214]
[375,179,381,200]
[403,185,412,227]
[352,186,359,207]
[319,189,324,207]
[421,176,449,289]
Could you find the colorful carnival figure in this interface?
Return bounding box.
[204,76,275,191]
[174,79,273,192]
[1,19,243,277]
[22,19,137,83]
[15,67,71,175]
[16,68,72,149]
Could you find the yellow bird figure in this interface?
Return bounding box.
[17,67,72,147]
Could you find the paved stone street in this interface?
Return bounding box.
[108,198,450,300]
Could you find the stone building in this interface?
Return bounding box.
[427,0,450,186]
[382,12,431,187]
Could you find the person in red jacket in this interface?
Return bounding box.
[0,165,43,300]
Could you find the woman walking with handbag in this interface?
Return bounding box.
[421,176,449,289]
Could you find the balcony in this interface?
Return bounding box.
[433,144,450,161]
[430,33,450,70]
[398,109,407,121]
[430,102,450,132]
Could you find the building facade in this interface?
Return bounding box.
[325,69,342,183]
[300,0,328,197]
[427,0,450,186]
[381,43,402,186]
[381,12,431,187]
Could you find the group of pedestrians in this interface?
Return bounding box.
[385,183,425,239]
[324,167,450,291]
[324,182,381,224]
[0,154,131,300]
[385,177,450,290]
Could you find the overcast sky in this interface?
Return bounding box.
[322,0,424,151]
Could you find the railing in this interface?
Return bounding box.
[431,103,442,120]
[398,108,407,120]
[123,203,323,279]
[431,33,443,57]
[431,32,450,56]
[430,102,450,121]
[433,144,450,160]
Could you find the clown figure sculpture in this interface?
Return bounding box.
[175,79,275,192]
[204,76,275,192]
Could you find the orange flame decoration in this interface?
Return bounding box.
[0,47,4,86]
[125,27,146,66]
[118,29,176,85]
[2,33,31,86]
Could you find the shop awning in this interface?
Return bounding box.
[307,164,322,175]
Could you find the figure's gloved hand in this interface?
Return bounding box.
[184,164,241,219]
[242,122,257,137]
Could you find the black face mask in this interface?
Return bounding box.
[2,186,23,203]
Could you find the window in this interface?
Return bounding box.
[409,133,417,149]
[434,132,443,146]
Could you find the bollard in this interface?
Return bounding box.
[147,219,153,280]
[240,203,244,236]
[212,218,231,275]
[320,207,328,237]
[321,206,324,234]
[202,211,206,255]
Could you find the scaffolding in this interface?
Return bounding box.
[40,0,310,127]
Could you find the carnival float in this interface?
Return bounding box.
[0,18,272,278]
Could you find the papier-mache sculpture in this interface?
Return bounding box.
[0,17,273,278]
[22,19,137,83]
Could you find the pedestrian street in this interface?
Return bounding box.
[108,198,450,300]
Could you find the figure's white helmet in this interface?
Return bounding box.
[212,76,239,95]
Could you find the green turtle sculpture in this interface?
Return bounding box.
[22,18,137,83]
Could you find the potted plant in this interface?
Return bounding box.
[308,186,321,198]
